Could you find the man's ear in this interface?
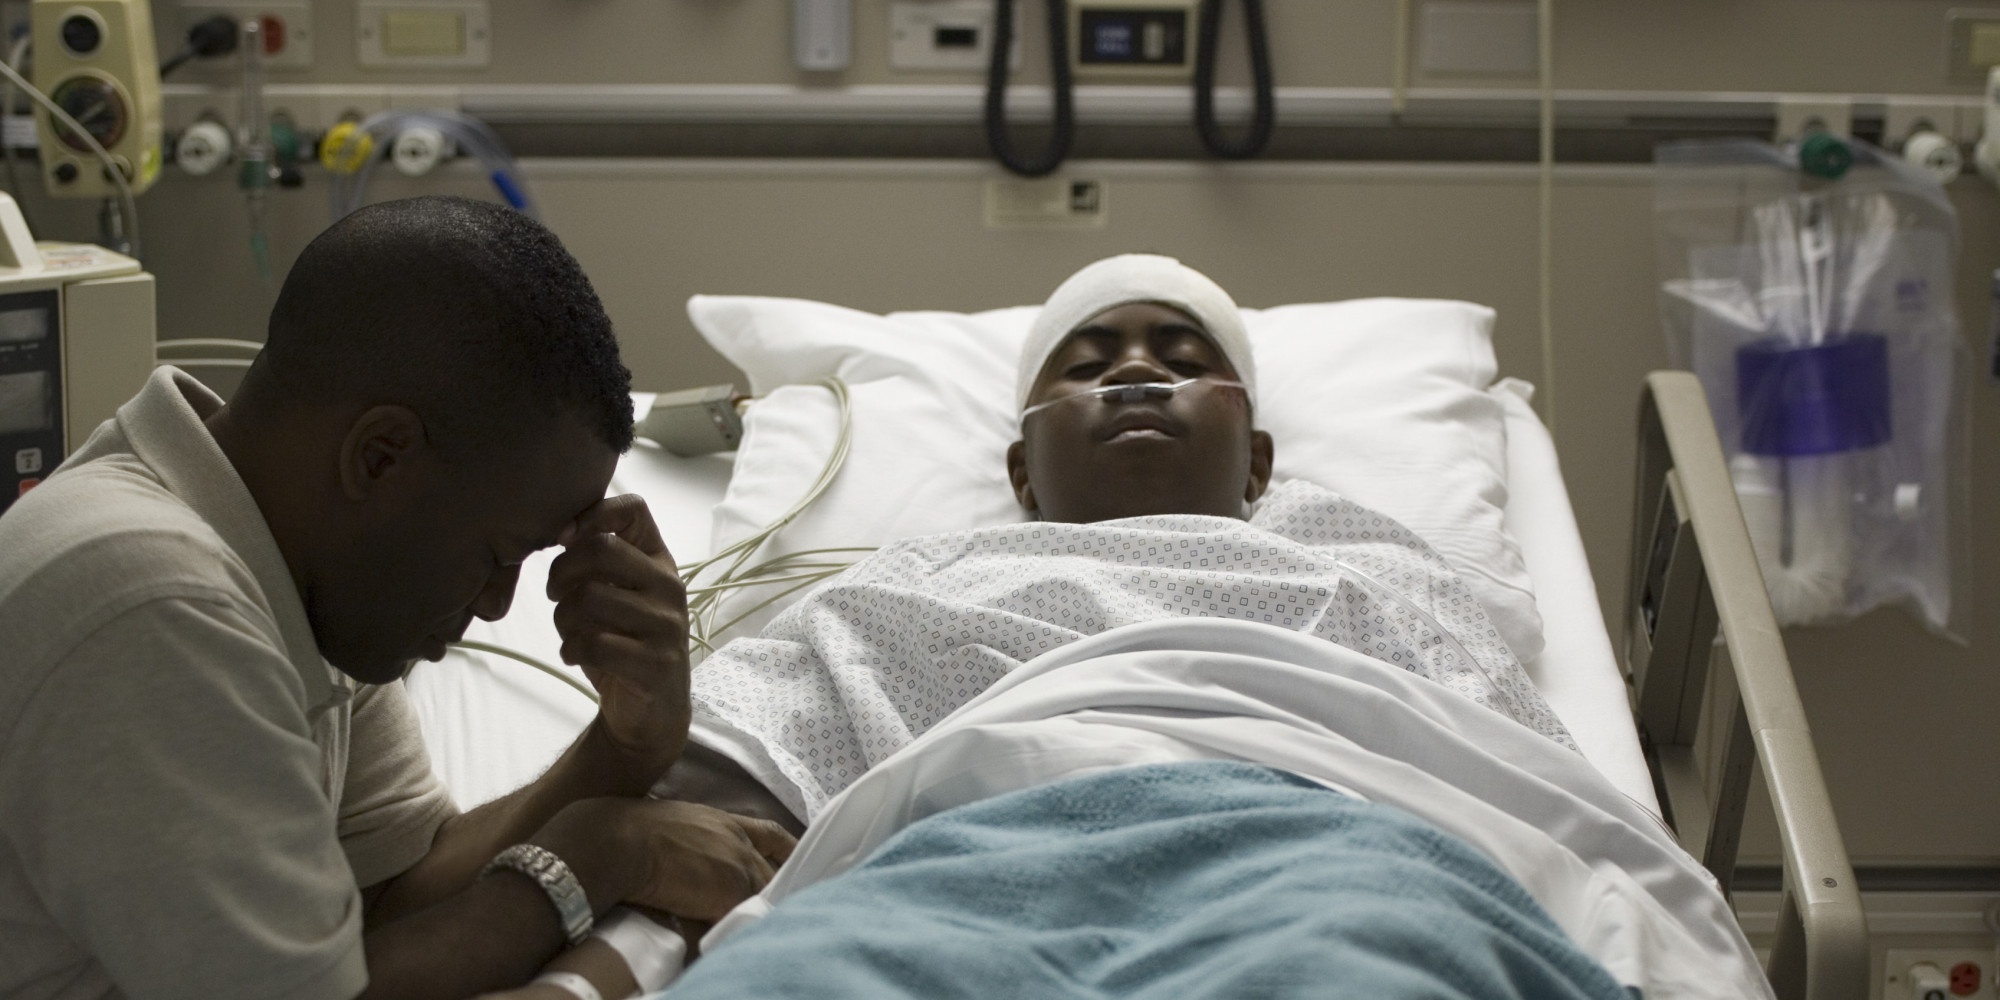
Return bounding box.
[1005,439,1037,512]
[1244,429,1275,504]
[338,404,432,502]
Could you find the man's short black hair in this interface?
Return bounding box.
[241,195,633,454]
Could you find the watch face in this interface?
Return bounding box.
[49,76,127,153]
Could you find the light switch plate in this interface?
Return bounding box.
[1950,10,2000,85]
[1418,0,1537,78]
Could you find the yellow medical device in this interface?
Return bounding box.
[30,0,162,198]
[0,190,154,514]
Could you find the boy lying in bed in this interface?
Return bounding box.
[543,254,1758,999]
[503,256,1766,998]
[654,254,1572,829]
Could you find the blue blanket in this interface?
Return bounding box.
[664,762,1630,999]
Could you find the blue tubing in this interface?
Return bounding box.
[490,171,528,211]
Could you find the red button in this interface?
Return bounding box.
[18,477,39,496]
[260,15,285,55]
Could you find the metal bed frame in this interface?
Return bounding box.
[1627,372,1868,1000]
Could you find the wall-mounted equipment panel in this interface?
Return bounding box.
[1068,0,1198,80]
[33,0,163,197]
[178,1,313,70]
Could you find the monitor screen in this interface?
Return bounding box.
[0,370,51,434]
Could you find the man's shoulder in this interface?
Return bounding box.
[0,457,269,672]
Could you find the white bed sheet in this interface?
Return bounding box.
[408,389,1660,817]
[1496,381,1659,816]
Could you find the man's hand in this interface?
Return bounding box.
[547,495,690,779]
[537,798,797,923]
[624,800,797,922]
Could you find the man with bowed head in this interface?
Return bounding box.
[0,196,791,1000]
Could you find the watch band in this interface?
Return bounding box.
[530,971,603,1000]
[482,843,593,947]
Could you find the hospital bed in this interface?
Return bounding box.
[402,299,1864,998]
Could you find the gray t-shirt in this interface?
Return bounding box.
[0,368,456,1000]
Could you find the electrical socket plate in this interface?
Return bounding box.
[888,0,1017,71]
[1883,949,1996,1000]
[178,1,312,70]
[984,177,1106,229]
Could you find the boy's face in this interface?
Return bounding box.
[1008,302,1272,524]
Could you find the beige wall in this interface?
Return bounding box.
[31,0,2000,866]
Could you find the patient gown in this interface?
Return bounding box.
[687,479,1573,821]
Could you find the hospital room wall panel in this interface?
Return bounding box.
[136,1,2000,97]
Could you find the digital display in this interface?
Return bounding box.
[0,370,51,434]
[0,307,48,344]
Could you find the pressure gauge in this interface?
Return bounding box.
[47,76,127,153]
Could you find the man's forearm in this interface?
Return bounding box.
[366,720,666,925]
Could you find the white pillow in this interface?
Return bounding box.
[689,295,1544,661]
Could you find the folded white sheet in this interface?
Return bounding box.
[706,618,1768,1000]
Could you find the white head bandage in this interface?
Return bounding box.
[1016,254,1255,413]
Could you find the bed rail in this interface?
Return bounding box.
[1626,372,1867,1000]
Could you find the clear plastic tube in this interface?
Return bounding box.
[326,108,536,222]
[1017,377,1249,427]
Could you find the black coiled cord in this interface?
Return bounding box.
[985,0,1073,178]
[1193,0,1274,159]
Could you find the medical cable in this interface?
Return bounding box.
[158,15,238,78]
[322,108,537,222]
[1535,0,1555,434]
[0,47,137,260]
[985,0,1073,178]
[1192,0,1275,160]
[1017,377,1250,428]
[680,378,863,651]
[155,357,251,370]
[448,379,867,687]
[238,17,279,286]
[156,337,264,353]
[1389,0,1411,119]
[1330,558,1534,729]
[0,33,37,237]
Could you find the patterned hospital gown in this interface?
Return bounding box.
[690,479,1574,820]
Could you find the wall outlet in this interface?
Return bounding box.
[983,176,1106,229]
[178,2,312,70]
[1885,949,1996,1000]
[888,0,1016,72]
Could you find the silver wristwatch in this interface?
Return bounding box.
[481,843,593,947]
